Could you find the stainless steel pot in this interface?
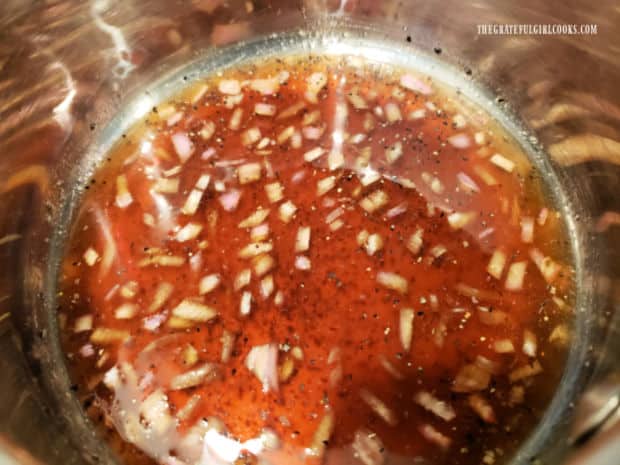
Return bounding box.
[0,1,619,465]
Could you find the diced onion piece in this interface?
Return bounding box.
[352,429,384,465]
[295,255,311,270]
[317,176,337,196]
[245,343,278,392]
[490,153,515,173]
[521,216,534,243]
[278,200,297,223]
[170,363,217,390]
[138,255,186,267]
[304,147,325,162]
[83,247,99,266]
[308,412,334,458]
[295,226,311,252]
[399,308,414,351]
[240,291,252,316]
[522,329,537,357]
[253,254,275,277]
[509,360,543,383]
[360,190,389,213]
[376,271,408,294]
[478,307,509,326]
[239,208,270,228]
[457,172,480,193]
[171,132,195,163]
[219,189,242,212]
[74,315,93,333]
[305,72,327,103]
[453,114,467,128]
[468,394,496,423]
[277,125,295,144]
[447,211,476,229]
[176,222,202,242]
[409,108,426,120]
[419,424,451,450]
[250,223,270,242]
[260,275,274,299]
[493,339,515,353]
[277,101,306,120]
[529,248,562,283]
[265,182,284,203]
[452,364,491,392]
[218,79,240,95]
[475,355,500,375]
[241,127,262,146]
[421,172,444,194]
[385,102,402,123]
[385,141,403,164]
[172,299,217,322]
[414,391,456,422]
[182,174,210,216]
[386,202,407,219]
[220,330,235,363]
[115,303,138,319]
[148,282,173,313]
[238,241,273,259]
[115,174,133,208]
[359,168,381,187]
[505,261,527,291]
[448,133,471,149]
[228,107,243,130]
[473,165,498,186]
[406,227,424,255]
[237,162,262,184]
[487,249,507,279]
[153,177,180,194]
[349,133,366,144]
[182,344,198,366]
[360,389,398,426]
[538,207,549,226]
[303,125,325,140]
[328,150,344,171]
[364,233,384,256]
[348,92,368,110]
[249,78,279,95]
[90,328,129,344]
[474,131,486,145]
[199,274,221,295]
[200,121,215,140]
[400,74,433,95]
[234,269,251,291]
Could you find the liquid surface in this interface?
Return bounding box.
[58,55,573,465]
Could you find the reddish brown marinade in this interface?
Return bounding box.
[58,55,573,465]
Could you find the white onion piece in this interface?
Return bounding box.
[148,282,173,313]
[305,72,327,103]
[376,271,408,294]
[487,249,507,279]
[509,360,543,383]
[175,222,202,242]
[360,190,389,213]
[360,389,398,426]
[171,132,195,163]
[238,242,273,259]
[520,216,534,243]
[170,363,217,390]
[400,74,433,95]
[199,274,221,295]
[452,364,491,392]
[255,103,276,116]
[115,303,138,319]
[448,133,471,149]
[493,339,515,353]
[218,79,240,95]
[237,162,262,184]
[303,147,325,162]
[317,176,337,196]
[468,394,496,423]
[115,174,133,209]
[253,254,274,277]
[219,189,241,212]
[308,412,334,458]
[522,329,538,357]
[414,391,456,422]
[406,227,424,255]
[74,314,93,333]
[419,424,451,450]
[278,200,297,223]
[364,233,384,256]
[529,248,562,283]
[505,261,527,291]
[385,141,403,164]
[239,208,270,228]
[259,275,274,299]
[328,150,344,171]
[385,102,402,123]
[352,429,384,465]
[83,247,99,266]
[245,343,278,392]
[249,78,279,95]
[447,211,476,229]
[264,182,284,203]
[399,308,414,351]
[228,108,243,130]
[294,255,311,270]
[457,172,480,193]
[302,125,324,140]
[386,202,408,219]
[490,153,515,172]
[172,300,217,322]
[295,226,311,253]
[241,127,261,146]
[233,269,251,291]
[240,291,253,316]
